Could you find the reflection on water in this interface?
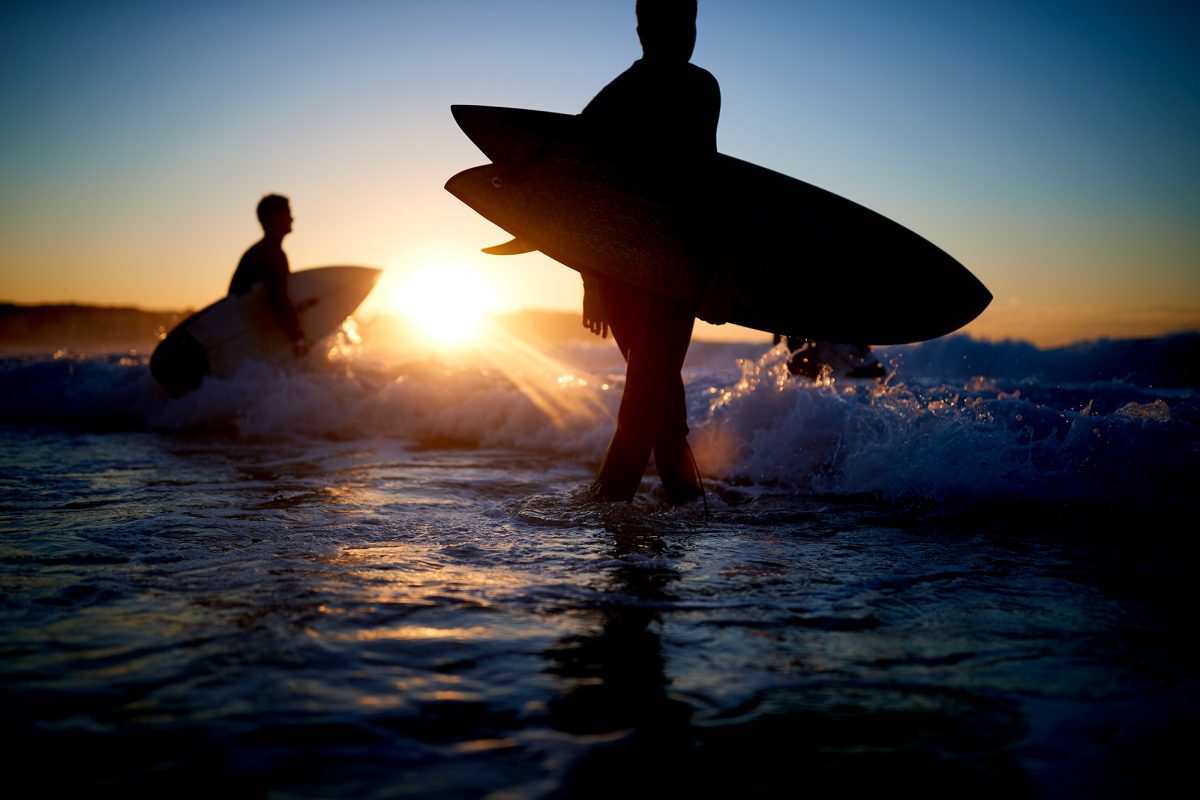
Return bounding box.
[2,411,1197,796]
[547,532,688,735]
[538,525,1041,798]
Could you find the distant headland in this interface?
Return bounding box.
[0,302,611,356]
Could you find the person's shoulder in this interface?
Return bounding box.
[239,238,267,260]
[601,60,645,91]
[582,60,641,115]
[685,63,720,92]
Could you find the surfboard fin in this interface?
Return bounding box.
[483,238,538,256]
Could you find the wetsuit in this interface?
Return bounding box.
[229,238,304,343]
[582,57,721,503]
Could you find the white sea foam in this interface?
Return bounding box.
[2,332,1196,512]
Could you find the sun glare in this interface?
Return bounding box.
[392,265,495,346]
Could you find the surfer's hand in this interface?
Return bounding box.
[583,311,609,339]
[582,279,609,339]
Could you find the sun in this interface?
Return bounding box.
[392,265,495,346]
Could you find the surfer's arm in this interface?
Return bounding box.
[263,272,306,349]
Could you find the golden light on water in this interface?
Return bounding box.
[344,626,492,642]
[374,261,614,431]
[478,326,613,431]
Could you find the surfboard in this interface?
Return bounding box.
[445,105,991,345]
[150,266,380,397]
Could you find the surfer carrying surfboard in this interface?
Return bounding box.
[229,194,311,357]
[582,0,718,504]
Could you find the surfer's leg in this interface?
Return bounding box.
[595,282,700,503]
[593,281,673,501]
[594,430,653,500]
[654,422,702,504]
[648,301,701,504]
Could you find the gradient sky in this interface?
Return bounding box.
[2,0,1197,345]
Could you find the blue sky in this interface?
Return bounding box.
[2,0,1197,344]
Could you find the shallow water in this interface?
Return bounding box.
[2,334,1198,797]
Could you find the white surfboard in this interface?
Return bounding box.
[151,266,380,395]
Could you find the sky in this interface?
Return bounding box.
[1,0,1197,346]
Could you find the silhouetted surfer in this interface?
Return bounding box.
[230,194,310,357]
[772,336,886,381]
[582,0,718,504]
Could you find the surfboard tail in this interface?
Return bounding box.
[452,105,573,164]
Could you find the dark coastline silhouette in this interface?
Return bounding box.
[0,303,183,354]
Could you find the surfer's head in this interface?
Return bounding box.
[636,0,697,63]
[256,194,293,238]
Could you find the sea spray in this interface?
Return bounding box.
[2,334,1196,515]
[689,343,1197,513]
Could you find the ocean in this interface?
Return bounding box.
[2,324,1198,797]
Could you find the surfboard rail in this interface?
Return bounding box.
[446,106,991,345]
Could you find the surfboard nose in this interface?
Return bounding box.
[936,267,992,340]
[963,271,993,321]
